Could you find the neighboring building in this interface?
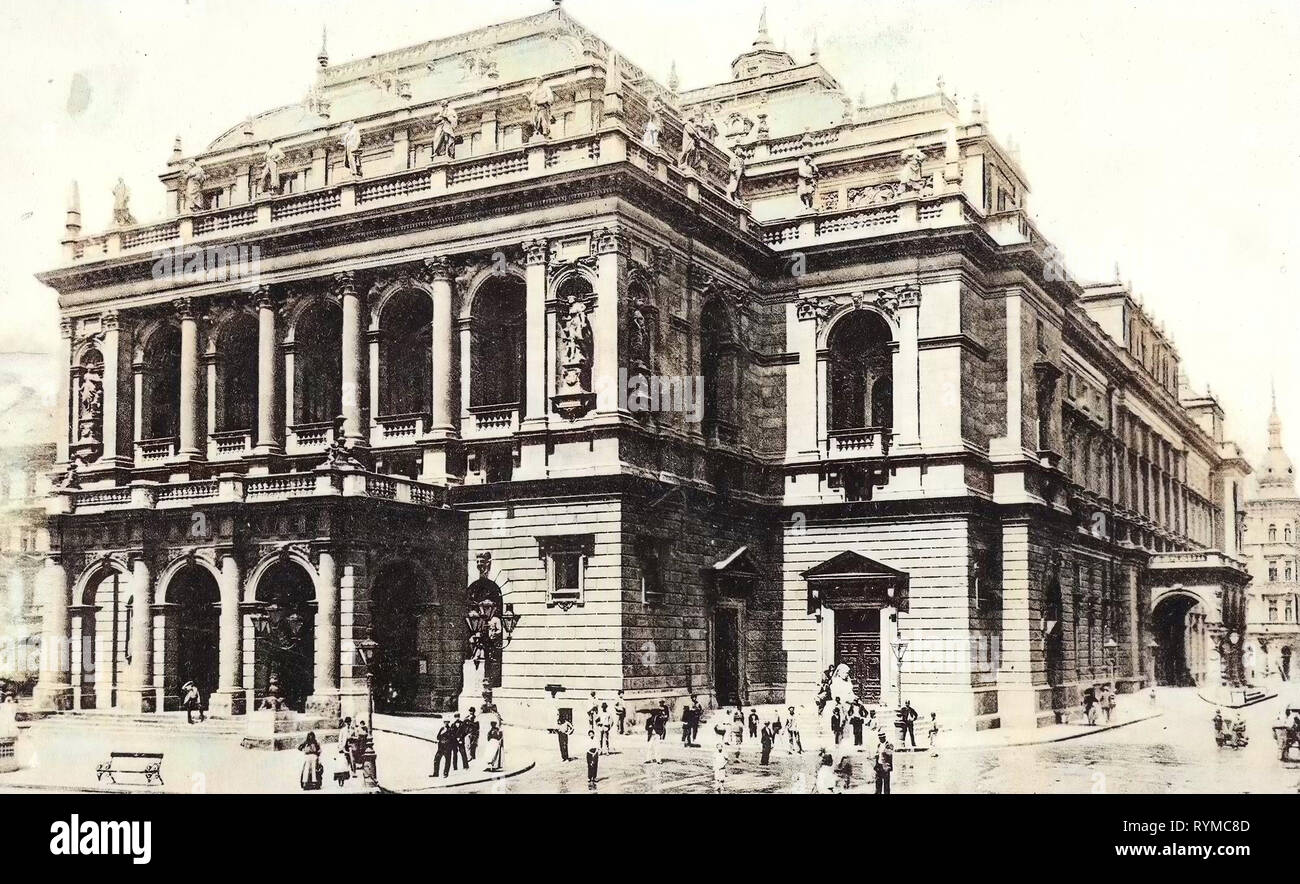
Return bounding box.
[30,7,1252,730]
[1244,396,1299,683]
[0,356,57,690]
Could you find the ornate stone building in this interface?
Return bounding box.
[32,6,1252,729]
[1243,397,1300,683]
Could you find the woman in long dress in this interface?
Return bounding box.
[484,721,504,772]
[299,732,323,791]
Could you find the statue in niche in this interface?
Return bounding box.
[642,98,662,151]
[629,305,650,373]
[797,153,819,210]
[558,298,591,393]
[183,161,207,213]
[77,371,103,443]
[259,144,285,195]
[111,178,135,226]
[430,103,459,160]
[529,78,555,140]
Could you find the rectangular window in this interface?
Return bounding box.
[1269,601,1278,622]
[539,534,594,609]
[637,537,666,606]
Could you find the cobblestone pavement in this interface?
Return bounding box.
[2,688,1298,794]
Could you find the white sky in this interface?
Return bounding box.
[0,0,1296,469]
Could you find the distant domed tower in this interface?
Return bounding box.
[1258,388,1296,500]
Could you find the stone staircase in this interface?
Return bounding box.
[22,710,246,738]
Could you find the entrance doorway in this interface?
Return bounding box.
[254,561,316,711]
[1152,593,1202,686]
[170,566,220,704]
[712,606,742,706]
[835,608,881,704]
[371,565,427,712]
[80,569,129,710]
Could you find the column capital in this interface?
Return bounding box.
[332,270,358,298]
[60,317,77,339]
[253,285,279,312]
[523,238,550,267]
[424,255,453,282]
[173,297,197,321]
[101,310,121,333]
[593,226,625,256]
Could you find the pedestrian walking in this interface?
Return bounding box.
[655,700,670,741]
[899,700,918,748]
[784,706,803,754]
[597,702,614,754]
[713,743,727,793]
[1084,684,1098,725]
[830,700,845,745]
[850,702,865,747]
[298,731,323,791]
[731,709,745,745]
[182,680,205,724]
[689,695,704,745]
[586,730,601,789]
[760,720,774,765]
[615,690,627,735]
[484,721,504,772]
[587,691,600,731]
[1102,683,1116,723]
[874,733,893,795]
[644,709,663,764]
[555,714,574,762]
[465,708,481,761]
[927,712,940,756]
[748,708,759,739]
[815,751,839,793]
[332,718,353,787]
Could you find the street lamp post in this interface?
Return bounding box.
[356,638,379,788]
[891,638,909,709]
[1104,636,1119,686]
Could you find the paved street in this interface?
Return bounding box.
[2,688,1297,794]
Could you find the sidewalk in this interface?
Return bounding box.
[370,714,538,793]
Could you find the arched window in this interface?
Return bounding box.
[216,313,258,432]
[142,325,181,440]
[1270,524,1278,543]
[295,302,342,425]
[828,310,892,432]
[700,299,738,430]
[378,291,431,416]
[468,276,525,409]
[74,347,105,448]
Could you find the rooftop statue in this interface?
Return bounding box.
[797,153,819,210]
[430,103,459,160]
[183,161,207,213]
[529,78,555,140]
[726,151,745,203]
[111,178,135,227]
[342,122,363,177]
[642,98,663,151]
[259,145,286,196]
[678,114,700,169]
[899,144,927,192]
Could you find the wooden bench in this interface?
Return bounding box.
[96,752,164,786]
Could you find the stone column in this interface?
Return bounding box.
[593,227,623,415]
[99,311,124,465]
[309,544,340,718]
[522,239,549,426]
[32,557,71,711]
[254,287,282,455]
[209,550,245,715]
[337,272,367,447]
[55,319,74,465]
[426,257,456,434]
[894,289,922,448]
[121,553,156,712]
[176,298,203,460]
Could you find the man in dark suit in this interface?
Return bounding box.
[830,701,844,745]
[759,721,774,765]
[450,713,469,770]
[433,721,453,778]
[464,708,481,761]
[689,695,704,745]
[900,700,918,748]
[874,733,893,794]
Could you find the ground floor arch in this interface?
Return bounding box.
[1152,592,1209,687]
[164,564,220,707]
[370,561,441,712]
[251,559,316,712]
[73,566,131,710]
